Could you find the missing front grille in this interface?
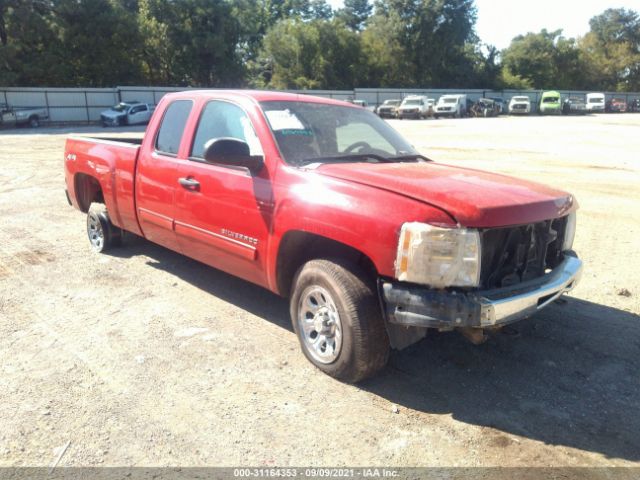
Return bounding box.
[479,217,567,290]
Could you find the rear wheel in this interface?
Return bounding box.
[87,203,122,253]
[290,259,390,383]
[28,116,40,128]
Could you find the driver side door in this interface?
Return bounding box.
[174,100,273,287]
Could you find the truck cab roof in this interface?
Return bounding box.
[164,90,356,109]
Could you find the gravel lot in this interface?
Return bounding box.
[1,114,639,468]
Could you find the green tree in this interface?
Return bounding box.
[337,0,372,31]
[138,0,243,86]
[361,0,478,87]
[501,29,589,90]
[0,0,62,86]
[255,18,365,89]
[360,9,415,86]
[52,0,144,87]
[579,8,640,91]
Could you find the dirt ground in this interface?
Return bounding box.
[0,114,639,468]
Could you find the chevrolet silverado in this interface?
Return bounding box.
[64,90,582,382]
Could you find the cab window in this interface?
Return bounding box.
[190,101,263,160]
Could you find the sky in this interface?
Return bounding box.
[327,0,640,49]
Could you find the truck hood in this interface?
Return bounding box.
[100,110,126,119]
[316,162,575,227]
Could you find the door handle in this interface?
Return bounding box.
[179,177,200,190]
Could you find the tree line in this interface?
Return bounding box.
[1,0,639,92]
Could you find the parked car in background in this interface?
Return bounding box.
[350,99,376,113]
[586,93,605,112]
[562,96,587,115]
[100,101,155,127]
[508,96,531,115]
[606,97,627,113]
[469,98,499,117]
[539,91,562,115]
[489,97,506,114]
[0,102,48,128]
[628,98,640,113]
[397,95,432,119]
[426,98,435,112]
[376,99,401,118]
[64,90,582,382]
[434,94,467,118]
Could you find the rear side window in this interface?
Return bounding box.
[155,100,193,155]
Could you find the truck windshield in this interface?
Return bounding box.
[442,98,458,104]
[403,99,422,105]
[111,103,130,112]
[589,98,603,103]
[543,97,559,103]
[260,101,419,166]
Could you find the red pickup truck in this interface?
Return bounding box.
[64,90,582,382]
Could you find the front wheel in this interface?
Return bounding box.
[28,116,40,128]
[87,203,122,253]
[290,259,389,383]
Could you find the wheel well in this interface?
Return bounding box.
[276,231,378,297]
[74,173,104,212]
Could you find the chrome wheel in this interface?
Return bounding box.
[87,213,104,251]
[297,286,342,364]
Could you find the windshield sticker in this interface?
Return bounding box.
[279,128,312,136]
[265,110,305,131]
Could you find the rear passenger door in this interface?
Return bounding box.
[128,104,148,125]
[135,99,193,253]
[173,100,273,286]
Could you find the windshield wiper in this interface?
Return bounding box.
[297,153,432,166]
[388,153,431,162]
[297,153,395,166]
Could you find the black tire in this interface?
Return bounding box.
[290,259,390,383]
[87,203,122,253]
[28,116,40,128]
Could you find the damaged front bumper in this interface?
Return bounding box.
[382,252,583,329]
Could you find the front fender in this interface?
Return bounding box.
[267,167,455,289]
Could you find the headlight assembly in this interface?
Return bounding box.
[562,212,576,250]
[395,222,481,288]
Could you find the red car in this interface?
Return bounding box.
[606,97,627,113]
[64,90,582,382]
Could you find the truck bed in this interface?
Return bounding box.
[64,136,143,235]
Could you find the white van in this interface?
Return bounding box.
[434,94,467,118]
[586,93,605,112]
[508,96,531,114]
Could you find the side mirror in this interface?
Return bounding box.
[203,138,264,174]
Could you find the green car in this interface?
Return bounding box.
[539,91,562,115]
